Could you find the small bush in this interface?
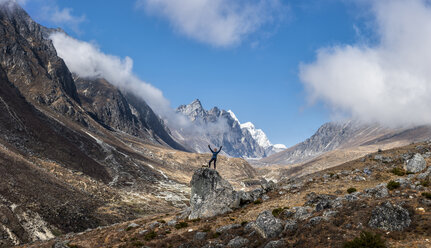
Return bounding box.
[174,222,188,229]
[390,168,406,176]
[387,181,400,190]
[202,225,211,232]
[343,231,387,248]
[126,226,133,231]
[347,188,357,194]
[253,199,263,204]
[422,192,431,199]
[229,217,235,221]
[159,220,166,224]
[420,180,430,187]
[378,148,383,153]
[272,207,283,217]
[191,218,201,222]
[133,241,145,247]
[144,231,157,241]
[241,221,248,226]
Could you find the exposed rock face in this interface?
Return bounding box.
[227,236,249,248]
[189,168,239,219]
[175,99,284,158]
[253,210,284,239]
[404,153,426,173]
[368,201,411,231]
[0,1,84,122]
[75,77,187,151]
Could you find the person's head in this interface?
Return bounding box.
[214,148,218,152]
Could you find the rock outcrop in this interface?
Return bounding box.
[368,201,411,231]
[404,153,426,173]
[252,210,284,239]
[189,168,240,219]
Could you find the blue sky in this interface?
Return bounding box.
[20,0,374,147]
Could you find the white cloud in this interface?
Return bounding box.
[136,0,285,47]
[300,0,431,127]
[50,32,176,119]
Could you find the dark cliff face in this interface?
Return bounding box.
[75,76,188,151]
[0,2,82,121]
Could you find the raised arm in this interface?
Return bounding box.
[217,146,223,153]
[208,145,214,152]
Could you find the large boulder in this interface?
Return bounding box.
[189,168,239,219]
[404,153,426,173]
[368,201,411,231]
[253,210,284,239]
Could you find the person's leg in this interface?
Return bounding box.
[214,159,217,170]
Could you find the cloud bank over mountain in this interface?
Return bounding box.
[300,0,431,127]
[136,0,285,47]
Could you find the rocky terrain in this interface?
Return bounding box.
[257,121,431,171]
[19,140,431,248]
[0,2,260,246]
[175,99,285,158]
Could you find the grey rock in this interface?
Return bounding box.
[282,209,295,218]
[216,224,241,233]
[253,210,284,239]
[262,194,270,201]
[194,231,207,241]
[52,241,70,248]
[250,188,265,201]
[309,216,324,226]
[344,193,359,202]
[364,184,389,198]
[227,236,249,248]
[416,166,431,180]
[368,201,411,231]
[138,230,148,235]
[293,206,313,220]
[404,154,427,173]
[374,155,393,163]
[244,221,255,232]
[394,178,412,188]
[284,220,298,232]
[261,178,276,192]
[189,168,239,219]
[237,190,253,205]
[323,210,338,217]
[353,175,366,181]
[305,193,336,212]
[202,242,225,248]
[264,240,286,248]
[167,220,177,227]
[127,223,139,228]
[149,221,160,229]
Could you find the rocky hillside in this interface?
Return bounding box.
[0,2,259,247]
[175,99,285,158]
[258,121,431,167]
[21,141,431,248]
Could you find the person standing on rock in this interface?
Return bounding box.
[208,145,222,169]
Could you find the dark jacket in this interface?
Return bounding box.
[208,145,222,159]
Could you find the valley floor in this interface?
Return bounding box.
[18,141,431,248]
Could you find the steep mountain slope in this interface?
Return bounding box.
[74,76,187,151]
[175,99,285,158]
[0,2,258,246]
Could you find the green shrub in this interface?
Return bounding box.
[253,199,263,204]
[174,222,188,229]
[343,231,387,248]
[347,188,357,194]
[126,226,133,231]
[272,207,284,217]
[420,180,430,187]
[422,192,431,199]
[159,220,166,224]
[133,241,145,247]
[241,221,248,226]
[390,168,405,176]
[191,218,201,222]
[387,181,400,190]
[144,231,157,241]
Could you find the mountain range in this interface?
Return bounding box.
[175,99,286,158]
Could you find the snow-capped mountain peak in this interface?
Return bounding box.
[227,110,240,124]
[240,122,272,148]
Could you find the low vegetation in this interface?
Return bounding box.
[422,192,431,199]
[347,187,357,194]
[174,222,188,229]
[390,167,406,176]
[144,231,157,241]
[387,180,400,190]
[343,231,387,248]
